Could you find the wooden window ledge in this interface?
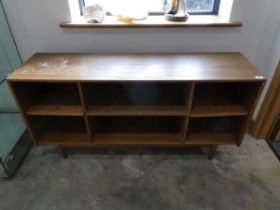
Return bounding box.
[60,16,242,28]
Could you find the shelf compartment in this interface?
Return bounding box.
[89,116,182,144]
[87,105,187,116]
[191,83,252,118]
[90,116,182,134]
[11,82,82,116]
[187,117,242,145]
[27,116,89,144]
[26,105,83,116]
[82,83,187,106]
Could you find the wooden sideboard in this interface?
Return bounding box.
[7,53,266,159]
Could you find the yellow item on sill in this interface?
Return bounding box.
[114,11,148,23]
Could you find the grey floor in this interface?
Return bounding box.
[0,134,279,210]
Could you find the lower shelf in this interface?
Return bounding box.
[39,132,180,146]
[186,133,237,145]
[39,132,237,147]
[40,132,90,145]
[92,133,180,146]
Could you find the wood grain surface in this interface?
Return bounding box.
[8,53,265,82]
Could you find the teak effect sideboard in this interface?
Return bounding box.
[7,53,266,159]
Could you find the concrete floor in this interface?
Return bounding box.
[0,134,279,210]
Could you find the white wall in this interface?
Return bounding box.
[1,0,278,61]
[2,0,280,116]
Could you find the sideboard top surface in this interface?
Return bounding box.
[8,53,266,82]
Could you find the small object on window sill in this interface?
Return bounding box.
[113,11,148,22]
[83,4,105,23]
[165,0,189,22]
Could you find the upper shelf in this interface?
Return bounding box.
[8,53,266,82]
[26,105,83,116]
[87,105,187,116]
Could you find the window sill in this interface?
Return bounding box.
[60,15,242,28]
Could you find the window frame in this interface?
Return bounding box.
[79,0,221,16]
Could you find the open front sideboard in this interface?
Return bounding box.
[7,53,266,159]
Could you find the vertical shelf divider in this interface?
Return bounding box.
[181,82,195,142]
[77,83,93,141]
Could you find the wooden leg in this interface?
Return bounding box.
[57,145,68,159]
[208,145,218,160]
